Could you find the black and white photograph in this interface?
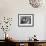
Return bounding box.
[18,14,34,27]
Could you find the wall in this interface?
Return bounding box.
[0,0,46,40]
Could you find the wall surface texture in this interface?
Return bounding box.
[0,0,46,40]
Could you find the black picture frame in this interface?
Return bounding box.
[18,14,34,27]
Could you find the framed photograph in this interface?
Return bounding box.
[18,14,34,27]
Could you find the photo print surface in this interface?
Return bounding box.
[20,16,31,24]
